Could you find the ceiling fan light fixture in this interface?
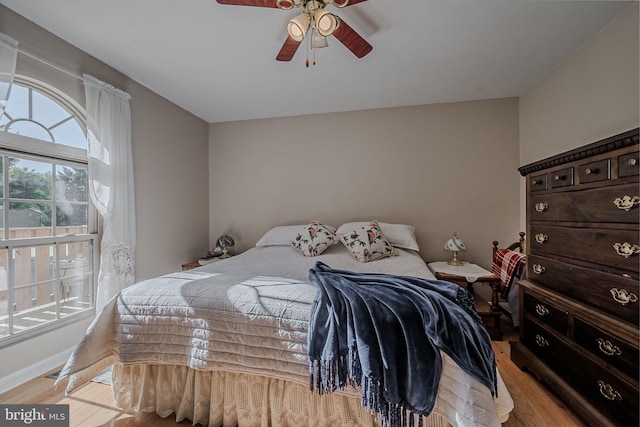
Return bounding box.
[287,12,310,42]
[314,10,338,36]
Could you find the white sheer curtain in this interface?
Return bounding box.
[0,33,18,118]
[84,74,136,311]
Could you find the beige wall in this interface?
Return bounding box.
[0,6,210,389]
[520,4,639,166]
[518,4,639,230]
[209,98,521,269]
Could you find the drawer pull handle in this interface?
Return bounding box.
[629,158,637,166]
[534,233,548,244]
[534,202,548,213]
[584,168,593,175]
[535,334,549,347]
[597,380,622,401]
[613,195,640,211]
[554,175,563,181]
[610,288,638,305]
[535,304,549,316]
[532,264,546,275]
[597,338,621,356]
[613,242,640,258]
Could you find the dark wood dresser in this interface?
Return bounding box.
[511,128,639,427]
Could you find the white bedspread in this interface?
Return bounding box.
[55,244,513,426]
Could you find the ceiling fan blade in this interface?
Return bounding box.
[340,0,368,6]
[276,36,302,61]
[332,19,372,58]
[216,0,280,8]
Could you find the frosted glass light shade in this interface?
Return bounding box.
[311,29,328,49]
[444,232,467,266]
[314,10,338,36]
[444,235,467,252]
[287,13,310,42]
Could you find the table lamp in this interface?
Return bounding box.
[444,232,467,266]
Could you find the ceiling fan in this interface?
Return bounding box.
[217,0,373,63]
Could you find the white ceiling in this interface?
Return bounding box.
[1,0,634,123]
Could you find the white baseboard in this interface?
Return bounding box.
[0,348,73,394]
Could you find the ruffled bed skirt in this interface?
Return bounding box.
[112,364,451,427]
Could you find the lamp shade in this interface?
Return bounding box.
[311,29,328,49]
[444,233,467,252]
[287,13,310,42]
[314,10,338,36]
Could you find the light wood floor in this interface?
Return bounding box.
[1,319,586,427]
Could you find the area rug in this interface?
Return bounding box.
[90,366,112,385]
[45,366,112,385]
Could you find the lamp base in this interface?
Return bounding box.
[447,252,464,266]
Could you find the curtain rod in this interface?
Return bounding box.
[17,48,83,82]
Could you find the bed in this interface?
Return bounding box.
[55,222,514,427]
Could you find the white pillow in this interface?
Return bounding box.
[336,221,419,251]
[256,223,337,247]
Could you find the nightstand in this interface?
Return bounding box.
[181,261,200,271]
[182,254,234,271]
[427,261,503,340]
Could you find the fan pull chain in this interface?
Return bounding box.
[306,33,310,67]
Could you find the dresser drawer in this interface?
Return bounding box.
[548,167,574,189]
[527,255,639,325]
[562,342,639,427]
[523,292,568,335]
[530,173,548,192]
[522,318,568,372]
[578,159,610,184]
[618,151,639,178]
[530,225,639,273]
[574,317,639,380]
[529,183,639,224]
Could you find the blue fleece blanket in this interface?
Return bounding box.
[307,262,497,427]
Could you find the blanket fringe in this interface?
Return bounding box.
[311,354,426,427]
[310,353,350,394]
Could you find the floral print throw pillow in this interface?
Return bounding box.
[338,221,395,262]
[290,221,338,256]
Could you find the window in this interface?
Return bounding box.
[0,77,97,347]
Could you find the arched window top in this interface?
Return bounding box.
[0,78,86,150]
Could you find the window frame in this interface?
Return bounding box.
[0,75,99,348]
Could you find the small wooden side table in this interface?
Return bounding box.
[182,255,233,271]
[428,261,503,340]
[181,261,200,271]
